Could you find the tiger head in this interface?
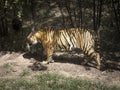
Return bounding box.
[26,30,45,51]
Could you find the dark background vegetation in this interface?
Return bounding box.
[0,0,120,56]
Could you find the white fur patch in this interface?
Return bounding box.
[33,40,38,44]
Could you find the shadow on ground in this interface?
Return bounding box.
[24,52,100,71]
[23,51,120,71]
[101,52,120,71]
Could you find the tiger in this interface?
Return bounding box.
[27,28,101,69]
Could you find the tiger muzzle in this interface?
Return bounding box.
[26,39,33,52]
[26,43,31,52]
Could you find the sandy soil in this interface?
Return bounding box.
[0,51,120,87]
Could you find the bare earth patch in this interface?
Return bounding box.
[0,51,120,87]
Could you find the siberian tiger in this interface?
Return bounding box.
[27,28,101,69]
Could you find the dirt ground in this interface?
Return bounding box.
[0,51,120,87]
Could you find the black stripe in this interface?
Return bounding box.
[62,31,70,48]
[59,36,67,50]
[68,29,75,48]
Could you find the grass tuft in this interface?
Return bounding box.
[19,69,30,77]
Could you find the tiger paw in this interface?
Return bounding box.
[42,61,49,65]
[49,60,54,63]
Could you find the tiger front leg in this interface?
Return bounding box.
[42,44,54,64]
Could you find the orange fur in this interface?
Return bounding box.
[27,28,101,69]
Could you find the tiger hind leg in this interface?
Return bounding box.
[95,53,101,69]
[92,52,101,69]
[42,56,54,64]
[86,48,101,69]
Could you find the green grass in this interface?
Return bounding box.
[19,69,30,77]
[0,73,119,90]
